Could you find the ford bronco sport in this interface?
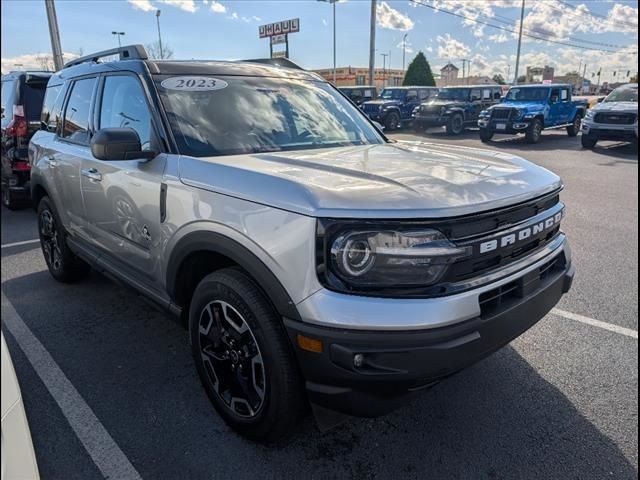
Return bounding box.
[29,46,574,442]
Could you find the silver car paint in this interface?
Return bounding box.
[582,100,639,137]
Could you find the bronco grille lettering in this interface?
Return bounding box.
[478,210,563,254]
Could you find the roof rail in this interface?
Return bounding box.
[243,58,304,70]
[64,44,148,69]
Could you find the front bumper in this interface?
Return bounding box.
[286,239,573,417]
[582,122,638,141]
[413,114,450,127]
[478,117,531,133]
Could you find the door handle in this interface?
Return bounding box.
[46,158,58,168]
[81,168,102,182]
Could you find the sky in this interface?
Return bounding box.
[1,0,638,84]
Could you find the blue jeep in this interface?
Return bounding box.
[361,86,438,131]
[478,84,587,144]
[412,86,503,135]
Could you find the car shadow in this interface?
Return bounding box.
[2,271,637,480]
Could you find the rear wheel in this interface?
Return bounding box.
[2,187,21,210]
[525,119,543,144]
[189,268,305,443]
[567,115,582,137]
[479,129,494,143]
[37,196,90,282]
[385,111,400,131]
[581,134,598,149]
[446,113,464,135]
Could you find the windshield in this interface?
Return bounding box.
[157,76,384,157]
[605,87,638,103]
[436,89,469,101]
[380,89,405,100]
[505,87,549,101]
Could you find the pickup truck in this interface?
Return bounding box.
[582,83,638,150]
[478,84,588,144]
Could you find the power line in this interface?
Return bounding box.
[555,0,638,29]
[411,0,638,54]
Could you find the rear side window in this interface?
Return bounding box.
[1,80,17,118]
[62,77,97,144]
[41,84,63,132]
[98,75,153,150]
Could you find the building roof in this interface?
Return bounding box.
[441,63,459,71]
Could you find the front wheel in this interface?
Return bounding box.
[37,196,90,282]
[479,129,494,143]
[446,114,464,135]
[581,134,598,149]
[384,111,400,131]
[567,115,582,137]
[190,268,305,443]
[525,119,543,144]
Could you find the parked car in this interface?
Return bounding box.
[361,86,438,131]
[478,84,588,144]
[338,86,377,106]
[412,86,503,135]
[581,83,638,150]
[1,333,40,480]
[1,71,52,209]
[30,45,574,442]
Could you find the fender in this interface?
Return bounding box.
[166,230,302,322]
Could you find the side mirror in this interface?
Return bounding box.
[372,121,385,132]
[91,128,156,161]
[597,97,605,103]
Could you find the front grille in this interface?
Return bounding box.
[363,104,380,114]
[479,254,565,317]
[594,112,637,125]
[421,105,442,114]
[491,108,514,120]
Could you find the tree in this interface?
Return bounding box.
[516,75,526,84]
[492,74,506,85]
[35,54,55,71]
[402,52,436,86]
[146,41,174,60]
[631,74,638,83]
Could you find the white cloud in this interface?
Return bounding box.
[127,0,155,12]
[1,52,80,74]
[377,1,414,31]
[489,33,509,44]
[396,38,414,55]
[209,1,225,13]
[161,0,197,13]
[436,34,470,60]
[607,3,638,34]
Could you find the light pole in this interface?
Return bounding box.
[318,0,338,84]
[368,0,376,86]
[402,33,408,73]
[381,52,388,87]
[111,31,125,48]
[513,0,525,85]
[44,0,64,71]
[156,10,164,59]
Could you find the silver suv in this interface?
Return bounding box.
[582,83,638,150]
[29,45,574,442]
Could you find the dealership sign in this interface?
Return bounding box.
[259,19,300,38]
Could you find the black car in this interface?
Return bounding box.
[339,86,378,106]
[1,71,52,209]
[413,85,502,135]
[361,86,438,131]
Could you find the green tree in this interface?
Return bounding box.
[492,74,506,85]
[402,52,436,86]
[631,74,638,83]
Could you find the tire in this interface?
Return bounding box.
[384,111,400,131]
[479,129,494,143]
[413,122,426,134]
[525,118,543,144]
[189,268,305,443]
[567,114,582,137]
[37,196,90,283]
[2,186,21,210]
[581,134,597,149]
[446,113,464,135]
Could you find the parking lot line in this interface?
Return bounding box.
[551,308,638,339]
[1,239,40,249]
[1,292,143,480]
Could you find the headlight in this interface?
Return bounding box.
[412,106,420,114]
[319,223,471,292]
[514,109,524,118]
[479,110,490,118]
[585,109,595,119]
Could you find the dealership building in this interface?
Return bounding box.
[312,66,405,89]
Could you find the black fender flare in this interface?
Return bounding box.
[166,230,302,322]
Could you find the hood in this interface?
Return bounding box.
[179,142,562,219]
[491,101,545,111]
[425,99,467,108]
[592,101,638,113]
[362,99,401,107]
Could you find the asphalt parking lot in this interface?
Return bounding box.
[1,129,637,480]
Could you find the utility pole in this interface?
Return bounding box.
[402,33,408,73]
[513,0,525,85]
[507,64,511,84]
[381,53,388,87]
[461,59,471,85]
[581,63,587,94]
[44,0,64,71]
[332,0,336,84]
[156,10,164,59]
[112,31,125,48]
[368,0,376,86]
